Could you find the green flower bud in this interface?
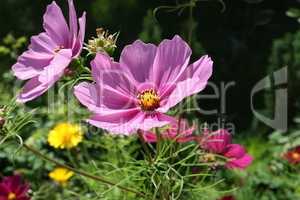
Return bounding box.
[85,28,119,56]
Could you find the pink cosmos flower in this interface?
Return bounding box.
[0,175,30,200]
[74,35,213,135]
[142,119,195,143]
[12,0,86,103]
[199,129,253,170]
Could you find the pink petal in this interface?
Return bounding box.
[17,49,72,103]
[158,55,213,112]
[0,184,9,195]
[43,1,70,46]
[17,77,50,103]
[142,131,158,143]
[38,49,72,83]
[91,53,138,96]
[73,12,86,57]
[17,198,30,200]
[120,40,157,83]
[142,118,194,143]
[224,144,246,159]
[74,81,136,113]
[86,108,143,135]
[12,50,52,80]
[226,154,253,170]
[140,113,174,131]
[164,119,195,142]
[68,0,78,41]
[153,35,191,89]
[74,82,101,112]
[87,110,173,135]
[29,32,57,54]
[202,129,231,154]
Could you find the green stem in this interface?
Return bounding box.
[187,0,195,45]
[137,130,153,163]
[23,144,145,197]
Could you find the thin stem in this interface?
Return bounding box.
[187,0,195,45]
[137,130,153,163]
[22,144,145,197]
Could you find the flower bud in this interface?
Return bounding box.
[84,28,119,56]
[63,68,74,77]
[0,116,5,128]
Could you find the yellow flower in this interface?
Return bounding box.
[49,167,74,185]
[48,123,83,149]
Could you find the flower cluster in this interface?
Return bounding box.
[198,129,253,169]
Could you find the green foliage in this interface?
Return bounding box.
[139,10,162,44]
[0,34,27,59]
[286,8,300,23]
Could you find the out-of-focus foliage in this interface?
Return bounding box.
[265,30,300,125]
[286,8,300,23]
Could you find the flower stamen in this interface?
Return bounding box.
[292,152,300,160]
[54,45,65,53]
[137,89,160,112]
[8,192,16,200]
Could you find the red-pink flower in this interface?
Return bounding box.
[74,35,213,135]
[0,175,30,200]
[12,0,86,103]
[199,129,253,170]
[284,146,300,165]
[218,195,235,200]
[142,119,195,143]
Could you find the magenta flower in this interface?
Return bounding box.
[74,35,213,135]
[142,119,195,143]
[200,129,253,170]
[12,0,86,103]
[0,175,30,200]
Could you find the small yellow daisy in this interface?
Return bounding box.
[48,123,83,149]
[49,167,74,185]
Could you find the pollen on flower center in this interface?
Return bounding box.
[137,89,160,111]
[8,192,16,200]
[54,45,65,53]
[292,152,300,160]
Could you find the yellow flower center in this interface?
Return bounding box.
[8,192,16,200]
[54,45,64,53]
[203,153,216,162]
[292,152,300,160]
[137,89,160,111]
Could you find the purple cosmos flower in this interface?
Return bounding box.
[142,119,195,143]
[199,129,253,170]
[74,35,213,135]
[0,175,30,200]
[12,0,86,103]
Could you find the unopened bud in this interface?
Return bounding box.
[64,68,74,77]
[0,117,5,128]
